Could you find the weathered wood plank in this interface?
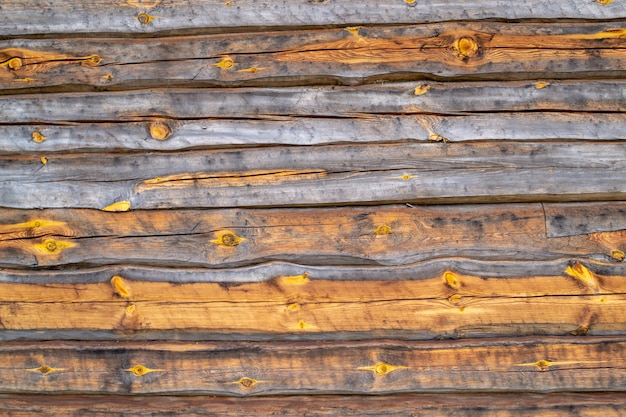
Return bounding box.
[0,338,624,394]
[3,393,626,416]
[0,256,624,339]
[0,0,622,36]
[2,113,626,154]
[2,81,625,124]
[3,23,626,90]
[2,294,624,339]
[545,201,626,238]
[1,203,624,268]
[2,258,626,285]
[2,142,625,209]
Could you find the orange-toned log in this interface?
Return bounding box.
[0,337,625,394]
[1,203,625,268]
[2,392,626,416]
[0,292,624,340]
[3,23,626,89]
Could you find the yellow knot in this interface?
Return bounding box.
[610,249,625,262]
[126,364,162,376]
[358,362,407,376]
[7,57,23,71]
[373,225,392,236]
[111,275,132,299]
[414,84,431,95]
[137,13,156,24]
[32,132,46,143]
[443,271,460,289]
[454,37,479,59]
[211,231,244,247]
[149,121,172,140]
[213,57,235,69]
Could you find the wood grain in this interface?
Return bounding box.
[0,337,624,394]
[0,0,622,36]
[2,141,626,209]
[0,259,625,339]
[3,393,626,416]
[1,203,625,268]
[2,112,626,154]
[3,22,626,90]
[2,81,625,124]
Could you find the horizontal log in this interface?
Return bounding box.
[2,113,626,154]
[3,23,626,90]
[2,141,625,209]
[0,337,624,394]
[0,0,622,36]
[0,258,625,339]
[1,203,625,268]
[2,392,626,416]
[2,81,625,124]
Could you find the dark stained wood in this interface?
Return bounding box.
[1,203,625,268]
[1,1,622,36]
[3,393,626,416]
[3,23,626,90]
[0,338,624,394]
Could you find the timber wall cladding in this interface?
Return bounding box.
[1,0,626,415]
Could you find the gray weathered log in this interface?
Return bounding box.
[1,142,625,209]
[2,113,626,154]
[2,81,625,124]
[0,1,623,36]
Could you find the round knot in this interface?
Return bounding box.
[45,241,57,252]
[7,57,23,71]
[149,121,173,140]
[374,363,390,375]
[454,37,479,60]
[220,233,238,247]
[137,13,153,24]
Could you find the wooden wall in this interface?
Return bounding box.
[1,0,626,414]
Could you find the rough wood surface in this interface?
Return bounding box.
[0,338,624,394]
[0,260,624,340]
[3,22,626,90]
[2,112,626,154]
[1,203,625,268]
[3,393,626,416]
[1,1,622,36]
[3,141,626,209]
[2,81,625,124]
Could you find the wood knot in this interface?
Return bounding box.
[213,57,235,69]
[137,13,157,24]
[211,231,244,248]
[238,377,258,388]
[453,37,479,60]
[596,0,613,4]
[404,0,418,6]
[83,55,102,66]
[611,249,625,262]
[7,57,22,71]
[373,224,392,236]
[149,121,172,140]
[32,132,46,143]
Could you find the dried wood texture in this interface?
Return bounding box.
[3,81,625,124]
[3,141,626,209]
[0,337,624,395]
[1,203,625,268]
[2,112,626,154]
[3,23,626,90]
[3,393,626,417]
[1,0,622,36]
[0,266,624,340]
